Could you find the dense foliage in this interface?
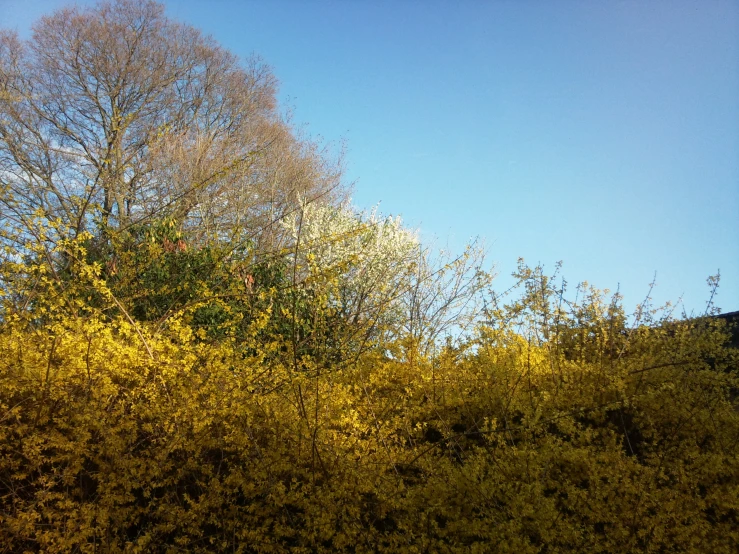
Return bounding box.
[1,1,738,552]
[0,229,737,552]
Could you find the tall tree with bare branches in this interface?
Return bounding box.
[0,0,343,252]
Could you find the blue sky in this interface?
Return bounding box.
[3,0,738,315]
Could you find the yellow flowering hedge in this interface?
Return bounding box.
[1,239,737,552]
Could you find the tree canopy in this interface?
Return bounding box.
[0,0,343,252]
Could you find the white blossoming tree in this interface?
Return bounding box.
[283,202,419,342]
[283,201,493,360]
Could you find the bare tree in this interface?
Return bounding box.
[401,241,493,357]
[0,0,343,252]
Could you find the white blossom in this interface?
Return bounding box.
[282,201,420,328]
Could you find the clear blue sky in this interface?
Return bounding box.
[3,0,738,315]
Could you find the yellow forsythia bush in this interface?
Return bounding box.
[1,248,738,552]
